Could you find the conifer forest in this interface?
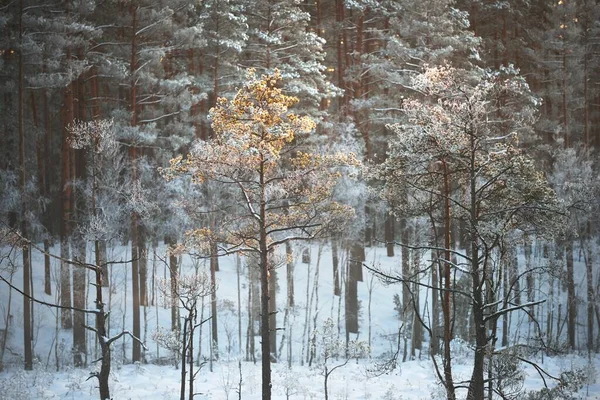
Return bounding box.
[1,0,600,399]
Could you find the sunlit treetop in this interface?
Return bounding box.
[161,69,359,255]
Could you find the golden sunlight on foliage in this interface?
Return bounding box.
[161,69,358,256]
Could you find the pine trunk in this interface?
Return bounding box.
[18,5,33,367]
[210,241,219,359]
[566,239,575,350]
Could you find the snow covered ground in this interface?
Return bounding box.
[1,243,599,399]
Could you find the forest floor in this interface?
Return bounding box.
[1,243,599,399]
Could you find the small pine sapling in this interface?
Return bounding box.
[313,317,369,400]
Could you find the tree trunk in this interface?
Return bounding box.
[585,238,594,351]
[467,134,485,400]
[401,218,411,330]
[139,226,148,307]
[18,5,32,368]
[131,218,141,362]
[566,239,575,350]
[259,160,271,400]
[410,238,422,357]
[269,250,277,362]
[331,238,340,296]
[385,213,394,257]
[168,237,179,332]
[441,160,455,400]
[73,237,87,367]
[210,240,219,359]
[286,242,294,306]
[345,244,360,334]
[60,92,73,330]
[44,240,51,295]
[129,1,141,363]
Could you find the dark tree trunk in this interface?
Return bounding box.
[441,161,455,399]
[18,3,32,368]
[331,238,341,297]
[566,239,575,350]
[269,251,277,361]
[130,1,141,363]
[139,226,148,307]
[385,213,394,257]
[585,239,594,351]
[73,237,87,367]
[168,237,179,332]
[345,244,360,334]
[401,218,411,327]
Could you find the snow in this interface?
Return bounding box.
[1,242,599,399]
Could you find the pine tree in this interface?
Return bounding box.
[371,65,560,399]
[164,70,356,400]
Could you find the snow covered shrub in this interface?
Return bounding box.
[152,327,181,367]
[491,350,525,399]
[382,384,403,400]
[525,368,588,399]
[0,369,33,399]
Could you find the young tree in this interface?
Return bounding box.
[313,317,368,400]
[0,228,144,400]
[371,65,561,400]
[163,69,357,400]
[156,270,214,400]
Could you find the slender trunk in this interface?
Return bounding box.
[189,311,194,400]
[259,159,271,400]
[210,240,219,359]
[236,255,243,355]
[441,160,455,400]
[180,318,188,400]
[39,79,52,295]
[467,132,485,400]
[430,232,439,356]
[269,250,277,362]
[129,2,141,363]
[286,242,294,306]
[501,251,509,347]
[73,237,87,367]
[139,227,148,307]
[95,265,111,400]
[60,96,73,329]
[585,238,594,351]
[131,219,141,362]
[331,238,340,296]
[411,239,422,357]
[566,239,575,350]
[18,5,32,367]
[168,238,179,332]
[44,241,51,295]
[401,218,411,324]
[246,270,255,363]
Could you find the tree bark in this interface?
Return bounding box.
[269,250,277,362]
[441,160,455,400]
[331,238,341,296]
[210,240,219,359]
[129,1,141,363]
[18,2,33,367]
[73,236,87,367]
[385,213,394,257]
[345,244,360,334]
[566,239,575,350]
[286,242,295,306]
